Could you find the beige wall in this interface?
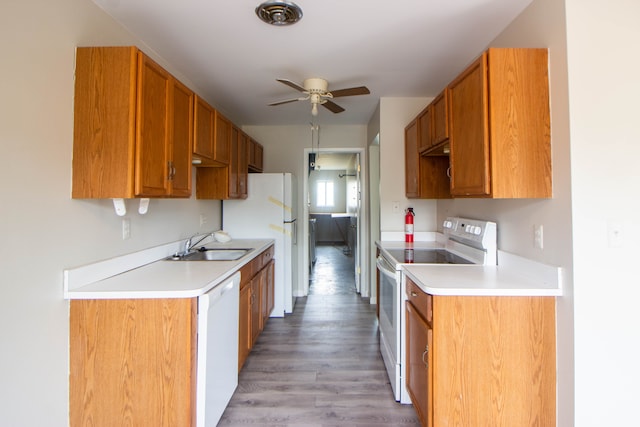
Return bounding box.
[378,97,439,233]
[564,0,640,425]
[0,0,221,424]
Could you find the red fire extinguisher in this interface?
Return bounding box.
[405,207,415,243]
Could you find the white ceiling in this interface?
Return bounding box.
[91,0,532,126]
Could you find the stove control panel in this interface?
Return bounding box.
[443,217,497,250]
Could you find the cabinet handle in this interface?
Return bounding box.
[422,344,429,368]
[446,167,451,178]
[167,161,176,180]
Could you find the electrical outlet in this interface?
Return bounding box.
[122,218,131,240]
[534,224,543,249]
[392,201,400,213]
[200,214,207,227]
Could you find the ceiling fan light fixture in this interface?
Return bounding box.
[255,1,303,26]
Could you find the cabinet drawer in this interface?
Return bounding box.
[253,245,273,272]
[406,278,432,324]
[239,262,253,288]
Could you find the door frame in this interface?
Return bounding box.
[301,147,369,297]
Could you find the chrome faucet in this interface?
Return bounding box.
[183,232,214,255]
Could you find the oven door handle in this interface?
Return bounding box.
[376,256,397,279]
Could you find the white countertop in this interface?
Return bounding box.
[64,238,274,299]
[403,263,562,297]
[377,239,562,297]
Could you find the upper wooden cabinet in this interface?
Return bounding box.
[417,88,449,156]
[72,47,193,199]
[195,125,248,200]
[430,89,449,148]
[193,96,231,167]
[405,48,551,199]
[448,48,551,198]
[405,118,451,200]
[417,105,432,153]
[248,138,264,172]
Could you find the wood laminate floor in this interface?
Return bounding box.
[218,244,420,426]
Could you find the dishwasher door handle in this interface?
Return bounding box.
[376,256,397,280]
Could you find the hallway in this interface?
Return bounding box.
[218,245,420,426]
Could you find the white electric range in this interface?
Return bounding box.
[376,217,497,403]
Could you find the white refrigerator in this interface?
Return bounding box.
[222,173,297,316]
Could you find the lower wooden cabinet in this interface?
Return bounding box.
[405,277,556,427]
[406,299,433,427]
[238,245,275,371]
[238,263,253,370]
[195,125,248,200]
[69,298,197,426]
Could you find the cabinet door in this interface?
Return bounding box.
[259,267,269,330]
[70,298,197,426]
[254,142,263,171]
[431,89,449,146]
[250,276,261,346]
[135,53,171,197]
[238,282,251,371]
[248,139,264,172]
[448,53,491,196]
[406,301,432,427]
[72,47,138,199]
[418,106,432,153]
[229,127,240,199]
[405,119,420,198]
[169,79,193,197]
[238,132,248,197]
[214,111,231,165]
[266,259,275,316]
[193,95,215,161]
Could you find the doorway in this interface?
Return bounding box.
[301,148,367,297]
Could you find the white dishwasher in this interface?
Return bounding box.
[196,272,240,427]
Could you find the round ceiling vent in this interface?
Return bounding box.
[255,1,303,26]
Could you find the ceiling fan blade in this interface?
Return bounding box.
[330,86,370,98]
[276,78,306,92]
[268,98,303,106]
[322,100,345,114]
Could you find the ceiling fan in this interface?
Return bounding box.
[268,78,370,116]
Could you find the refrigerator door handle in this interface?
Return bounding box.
[284,218,297,245]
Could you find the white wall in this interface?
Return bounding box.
[0,1,221,425]
[564,0,640,425]
[378,98,439,234]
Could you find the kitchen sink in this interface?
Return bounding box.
[167,248,254,261]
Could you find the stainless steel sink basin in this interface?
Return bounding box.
[167,248,253,261]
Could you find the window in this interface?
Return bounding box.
[316,180,334,207]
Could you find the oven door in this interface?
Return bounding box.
[376,255,401,401]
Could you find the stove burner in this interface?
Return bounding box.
[385,249,473,264]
